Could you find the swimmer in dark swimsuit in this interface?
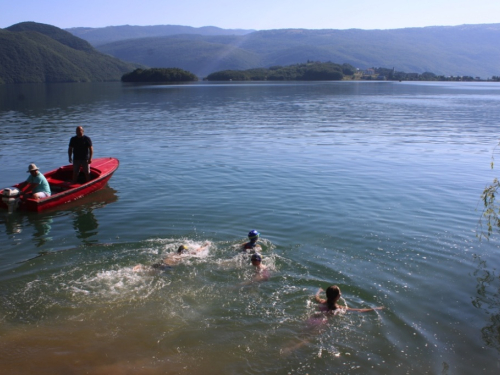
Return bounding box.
[250,253,269,282]
[239,253,270,286]
[315,285,384,313]
[150,262,172,271]
[240,230,262,253]
[133,242,211,271]
[162,243,209,266]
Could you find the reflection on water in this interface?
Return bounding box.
[1,213,23,235]
[0,186,118,251]
[69,186,118,245]
[72,208,98,245]
[472,254,500,352]
[0,83,126,116]
[29,215,53,247]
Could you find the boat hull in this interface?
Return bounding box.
[0,157,119,212]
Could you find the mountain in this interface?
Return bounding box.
[78,24,500,78]
[66,25,255,46]
[96,35,262,78]
[0,22,140,84]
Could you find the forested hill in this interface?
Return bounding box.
[84,24,500,79]
[0,22,139,84]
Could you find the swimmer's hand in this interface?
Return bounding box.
[315,288,325,303]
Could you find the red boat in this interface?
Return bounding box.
[0,157,119,212]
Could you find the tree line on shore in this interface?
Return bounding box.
[121,68,197,83]
[205,62,350,81]
[119,62,500,83]
[368,67,500,82]
[202,62,499,82]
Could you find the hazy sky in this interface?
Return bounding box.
[1,0,499,30]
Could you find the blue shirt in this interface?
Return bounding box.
[26,172,51,194]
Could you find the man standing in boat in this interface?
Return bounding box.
[68,126,93,183]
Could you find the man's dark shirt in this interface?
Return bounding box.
[69,135,92,160]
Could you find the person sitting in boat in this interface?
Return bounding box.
[315,285,384,313]
[240,230,262,253]
[19,163,51,200]
[133,242,211,271]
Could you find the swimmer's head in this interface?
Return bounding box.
[326,285,341,302]
[177,244,188,254]
[251,253,262,263]
[248,230,260,242]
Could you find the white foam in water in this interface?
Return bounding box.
[64,266,170,303]
[144,238,212,258]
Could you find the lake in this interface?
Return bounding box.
[1,81,500,374]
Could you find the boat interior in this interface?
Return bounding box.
[46,165,100,193]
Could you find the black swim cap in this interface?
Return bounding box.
[251,253,262,262]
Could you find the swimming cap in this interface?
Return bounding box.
[177,245,188,253]
[248,230,260,240]
[251,253,262,262]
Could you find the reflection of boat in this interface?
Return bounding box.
[62,185,119,211]
[0,157,119,212]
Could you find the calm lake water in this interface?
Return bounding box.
[1,81,500,374]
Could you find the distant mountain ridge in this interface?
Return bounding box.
[69,23,500,79]
[0,22,139,84]
[66,25,255,46]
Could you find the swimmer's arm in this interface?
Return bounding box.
[240,270,269,286]
[194,241,211,253]
[315,288,326,304]
[252,274,267,283]
[255,267,270,281]
[346,306,384,312]
[20,182,37,194]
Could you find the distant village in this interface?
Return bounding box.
[358,67,500,82]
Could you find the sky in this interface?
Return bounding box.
[1,0,499,30]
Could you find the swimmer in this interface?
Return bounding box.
[133,242,211,271]
[240,230,262,253]
[240,253,270,286]
[163,242,210,266]
[281,285,383,355]
[250,253,269,281]
[315,285,384,313]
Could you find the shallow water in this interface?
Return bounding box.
[1,81,500,374]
